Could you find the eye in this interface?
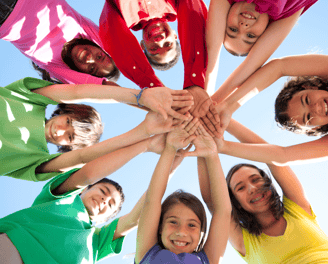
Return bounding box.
[100,188,105,194]
[229,27,238,33]
[247,33,256,38]
[252,177,260,183]
[188,223,196,228]
[307,113,311,124]
[164,42,172,48]
[170,220,177,225]
[97,54,101,60]
[305,96,310,105]
[237,186,244,191]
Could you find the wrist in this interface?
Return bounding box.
[137,87,149,107]
[164,143,178,153]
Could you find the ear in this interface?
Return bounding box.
[140,40,146,51]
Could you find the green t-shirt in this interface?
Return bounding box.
[0,170,125,263]
[0,77,62,181]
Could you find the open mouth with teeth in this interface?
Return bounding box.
[240,12,256,20]
[324,100,328,115]
[250,193,267,204]
[172,240,189,247]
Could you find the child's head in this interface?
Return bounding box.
[275,76,328,136]
[224,2,269,56]
[80,178,125,224]
[158,190,207,254]
[226,164,284,236]
[47,104,103,152]
[62,38,120,82]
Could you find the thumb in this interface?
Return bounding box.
[157,107,168,120]
[183,150,199,157]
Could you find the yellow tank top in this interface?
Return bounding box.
[239,197,328,263]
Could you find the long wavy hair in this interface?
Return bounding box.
[226,164,284,236]
[275,76,328,136]
[157,190,207,252]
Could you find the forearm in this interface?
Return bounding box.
[204,0,230,93]
[38,122,151,173]
[34,83,144,105]
[197,157,213,213]
[205,155,231,213]
[222,59,283,112]
[146,146,176,203]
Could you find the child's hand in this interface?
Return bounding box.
[213,135,225,153]
[166,117,199,151]
[184,124,217,158]
[147,134,167,154]
[139,87,194,121]
[143,111,179,136]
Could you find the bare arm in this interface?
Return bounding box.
[204,0,231,93]
[37,111,178,173]
[211,9,303,104]
[113,148,188,240]
[34,84,193,120]
[135,119,198,264]
[223,119,311,213]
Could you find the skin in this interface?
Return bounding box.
[80,182,121,224]
[224,2,269,55]
[141,19,178,64]
[160,203,202,255]
[45,114,75,146]
[229,167,272,216]
[71,44,114,77]
[287,89,328,128]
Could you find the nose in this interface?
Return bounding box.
[309,102,321,115]
[248,184,256,194]
[85,52,95,64]
[239,21,249,28]
[176,225,187,236]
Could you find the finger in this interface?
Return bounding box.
[172,95,194,101]
[199,119,215,137]
[184,118,199,133]
[206,111,221,133]
[156,107,168,120]
[186,120,199,136]
[201,115,216,132]
[198,98,213,117]
[167,108,189,120]
[198,124,210,136]
[183,150,200,157]
[184,134,197,145]
[195,129,200,136]
[170,89,190,95]
[209,103,220,122]
[171,100,194,107]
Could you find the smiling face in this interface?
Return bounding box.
[287,89,328,128]
[224,2,269,55]
[141,19,178,64]
[45,114,75,146]
[80,182,121,224]
[160,203,202,255]
[229,166,272,215]
[71,44,114,77]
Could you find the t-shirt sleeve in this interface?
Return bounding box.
[94,218,125,261]
[32,168,82,206]
[6,153,63,182]
[283,196,316,220]
[4,77,58,106]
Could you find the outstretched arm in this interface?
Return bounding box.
[209,54,328,135]
[189,125,230,263]
[211,9,303,104]
[33,83,193,120]
[204,0,231,93]
[37,111,180,173]
[135,118,198,264]
[113,146,190,240]
[223,119,311,213]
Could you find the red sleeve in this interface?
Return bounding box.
[99,0,163,89]
[177,0,207,89]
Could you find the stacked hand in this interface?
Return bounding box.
[140,87,194,121]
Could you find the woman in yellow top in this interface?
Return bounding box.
[191,119,328,263]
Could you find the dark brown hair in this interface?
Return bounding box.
[61,37,120,82]
[275,76,328,136]
[226,164,284,236]
[158,190,207,252]
[49,104,103,153]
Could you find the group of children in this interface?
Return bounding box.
[1,0,328,263]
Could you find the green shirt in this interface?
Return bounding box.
[0,170,125,263]
[0,77,62,181]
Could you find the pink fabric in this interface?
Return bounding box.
[226,0,317,21]
[0,0,107,84]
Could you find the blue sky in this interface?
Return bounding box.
[0,0,327,263]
